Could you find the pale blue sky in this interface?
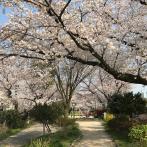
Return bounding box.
[0,6,10,26]
[131,84,147,97]
[0,6,147,97]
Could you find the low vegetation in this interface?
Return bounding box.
[0,110,27,129]
[0,110,31,141]
[108,92,146,117]
[105,124,147,147]
[30,101,65,134]
[129,124,147,143]
[24,101,81,146]
[24,122,81,147]
[0,125,22,141]
[105,92,147,147]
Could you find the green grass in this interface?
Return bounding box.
[0,121,35,141]
[0,128,22,141]
[24,124,82,147]
[105,123,147,147]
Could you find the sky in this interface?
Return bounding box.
[131,84,147,97]
[0,6,10,26]
[0,6,147,98]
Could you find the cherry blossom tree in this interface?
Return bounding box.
[13,60,57,111]
[0,0,146,86]
[80,68,129,107]
[52,59,94,116]
[0,58,24,110]
[0,57,56,111]
[82,69,129,102]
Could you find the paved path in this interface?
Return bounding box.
[76,120,115,147]
[0,124,57,147]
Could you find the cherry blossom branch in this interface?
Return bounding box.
[0,53,45,61]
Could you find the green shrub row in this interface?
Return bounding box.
[107,117,147,146]
[107,116,132,131]
[0,110,27,129]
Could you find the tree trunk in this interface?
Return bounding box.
[45,123,51,133]
[64,103,70,118]
[43,123,45,135]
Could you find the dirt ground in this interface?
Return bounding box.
[76,120,115,147]
[0,123,57,147]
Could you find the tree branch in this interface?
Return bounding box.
[59,0,72,19]
[132,0,147,5]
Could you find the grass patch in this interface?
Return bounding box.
[0,128,22,141]
[24,123,82,147]
[0,121,35,141]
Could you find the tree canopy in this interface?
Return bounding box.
[0,0,146,85]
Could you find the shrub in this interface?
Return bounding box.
[0,124,8,134]
[30,102,64,125]
[107,116,132,131]
[129,124,147,142]
[104,113,114,122]
[30,102,65,133]
[108,92,146,117]
[0,110,26,129]
[65,124,81,138]
[27,138,50,147]
[0,111,5,124]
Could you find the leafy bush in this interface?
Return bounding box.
[108,92,146,117]
[0,112,5,124]
[30,102,65,125]
[129,125,147,142]
[65,124,81,138]
[0,124,8,134]
[0,110,26,129]
[27,138,50,147]
[107,117,132,131]
[30,102,65,133]
[104,113,114,122]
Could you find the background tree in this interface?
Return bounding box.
[81,68,129,104]
[0,58,25,110]
[52,59,94,117]
[18,62,56,108]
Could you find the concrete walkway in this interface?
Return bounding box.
[0,124,56,147]
[76,120,115,147]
